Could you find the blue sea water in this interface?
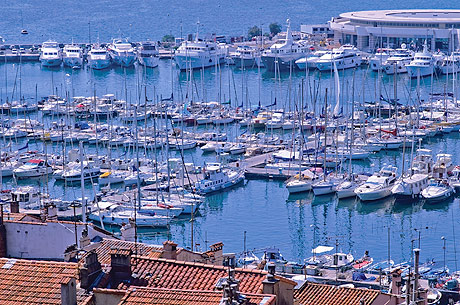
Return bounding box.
[1,0,460,269]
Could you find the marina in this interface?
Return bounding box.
[4,3,460,304]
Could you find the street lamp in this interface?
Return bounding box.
[414,226,430,249]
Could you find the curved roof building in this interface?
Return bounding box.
[329,10,460,51]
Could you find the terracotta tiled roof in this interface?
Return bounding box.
[81,239,163,265]
[294,282,380,305]
[119,256,268,294]
[117,286,276,305]
[0,258,78,304]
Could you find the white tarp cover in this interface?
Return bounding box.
[311,246,334,254]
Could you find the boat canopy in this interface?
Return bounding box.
[312,246,334,254]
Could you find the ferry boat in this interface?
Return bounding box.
[137,41,159,68]
[354,165,397,201]
[108,38,137,67]
[39,41,62,67]
[194,163,244,194]
[315,45,362,72]
[261,20,310,71]
[174,38,227,70]
[62,44,83,68]
[87,44,112,69]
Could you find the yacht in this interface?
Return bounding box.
[261,19,310,71]
[230,45,262,68]
[87,44,112,70]
[174,38,227,70]
[406,43,436,78]
[13,159,53,178]
[438,51,460,75]
[369,48,393,71]
[354,165,397,201]
[421,179,453,203]
[60,161,101,182]
[39,41,62,67]
[194,163,245,194]
[383,47,414,75]
[108,38,137,67]
[316,45,362,72]
[295,50,330,70]
[62,44,83,68]
[137,41,159,68]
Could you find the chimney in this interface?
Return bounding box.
[110,247,132,282]
[60,277,77,305]
[262,263,280,299]
[80,229,90,249]
[80,250,102,290]
[162,241,177,260]
[219,268,247,305]
[209,242,224,264]
[0,207,6,257]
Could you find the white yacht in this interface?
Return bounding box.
[295,50,330,70]
[261,19,310,71]
[39,41,62,67]
[438,51,460,75]
[194,163,244,194]
[60,161,101,182]
[421,179,453,203]
[369,48,393,71]
[108,38,137,67]
[316,45,362,72]
[406,43,436,78]
[137,41,159,68]
[87,44,112,69]
[230,45,262,68]
[13,159,53,178]
[174,38,227,70]
[354,165,397,201]
[383,47,414,75]
[62,44,83,68]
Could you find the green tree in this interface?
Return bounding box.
[162,34,175,43]
[269,22,282,36]
[247,26,262,40]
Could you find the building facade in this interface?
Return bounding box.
[329,10,460,51]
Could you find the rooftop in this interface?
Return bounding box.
[116,256,270,294]
[294,282,380,305]
[117,286,276,305]
[0,258,82,304]
[340,9,460,23]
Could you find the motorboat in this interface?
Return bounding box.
[383,47,414,75]
[60,161,101,182]
[406,42,437,78]
[13,159,53,178]
[230,45,263,68]
[421,179,453,203]
[286,169,318,194]
[312,174,344,196]
[137,41,159,68]
[40,41,62,67]
[295,50,330,70]
[391,173,429,201]
[336,175,368,199]
[261,19,310,71]
[62,44,83,68]
[194,163,244,194]
[108,38,137,67]
[354,165,397,201]
[87,44,112,69]
[432,153,454,179]
[89,204,171,227]
[174,24,227,70]
[438,51,460,75]
[315,45,362,72]
[369,48,393,71]
[98,170,129,185]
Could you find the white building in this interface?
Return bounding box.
[329,10,460,51]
